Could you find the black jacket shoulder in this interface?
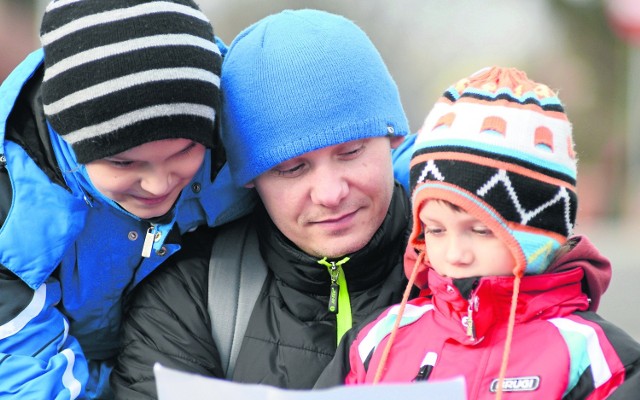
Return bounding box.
[112,225,223,399]
[113,189,411,395]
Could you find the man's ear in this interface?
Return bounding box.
[245,181,255,189]
[390,135,405,149]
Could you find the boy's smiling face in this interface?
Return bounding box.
[419,200,515,279]
[85,139,205,219]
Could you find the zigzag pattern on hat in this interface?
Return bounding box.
[477,170,574,233]
[413,156,576,238]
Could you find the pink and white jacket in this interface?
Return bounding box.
[338,236,640,399]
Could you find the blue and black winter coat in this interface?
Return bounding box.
[0,49,256,399]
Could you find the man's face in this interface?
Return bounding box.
[250,136,402,259]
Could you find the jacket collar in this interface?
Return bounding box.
[256,183,410,294]
[427,267,590,343]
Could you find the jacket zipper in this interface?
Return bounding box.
[141,224,156,258]
[466,282,480,341]
[318,257,352,344]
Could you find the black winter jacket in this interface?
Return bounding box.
[111,184,413,398]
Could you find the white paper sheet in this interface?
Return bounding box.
[154,363,467,400]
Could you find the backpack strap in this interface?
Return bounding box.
[207,217,268,379]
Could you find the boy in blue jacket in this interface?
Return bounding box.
[0,1,256,398]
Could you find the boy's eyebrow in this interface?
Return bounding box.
[111,140,197,161]
[161,141,198,161]
[177,141,197,154]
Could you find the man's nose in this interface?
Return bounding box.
[309,166,349,207]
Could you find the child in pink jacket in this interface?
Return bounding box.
[315,66,640,399]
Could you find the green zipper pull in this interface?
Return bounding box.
[329,277,340,313]
[318,256,353,345]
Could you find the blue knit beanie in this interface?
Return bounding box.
[221,9,409,186]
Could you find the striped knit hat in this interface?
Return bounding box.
[220,9,408,187]
[409,66,578,276]
[40,0,221,164]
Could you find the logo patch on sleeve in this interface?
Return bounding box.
[490,376,540,392]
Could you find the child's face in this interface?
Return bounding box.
[419,200,515,279]
[85,138,206,219]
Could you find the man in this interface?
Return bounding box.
[111,9,416,397]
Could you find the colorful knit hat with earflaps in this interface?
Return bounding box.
[372,67,579,393]
[409,66,577,279]
[40,0,222,164]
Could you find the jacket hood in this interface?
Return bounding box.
[544,235,611,311]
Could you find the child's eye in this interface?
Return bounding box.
[424,226,444,236]
[107,159,134,168]
[472,227,493,236]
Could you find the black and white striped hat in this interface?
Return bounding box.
[40,0,221,164]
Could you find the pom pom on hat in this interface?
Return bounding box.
[220,9,409,187]
[409,66,578,276]
[40,0,222,164]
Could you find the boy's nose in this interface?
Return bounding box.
[445,236,473,265]
[140,170,172,196]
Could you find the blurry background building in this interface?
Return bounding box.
[2,0,639,339]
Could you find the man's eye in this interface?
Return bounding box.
[341,145,364,157]
[275,164,304,176]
